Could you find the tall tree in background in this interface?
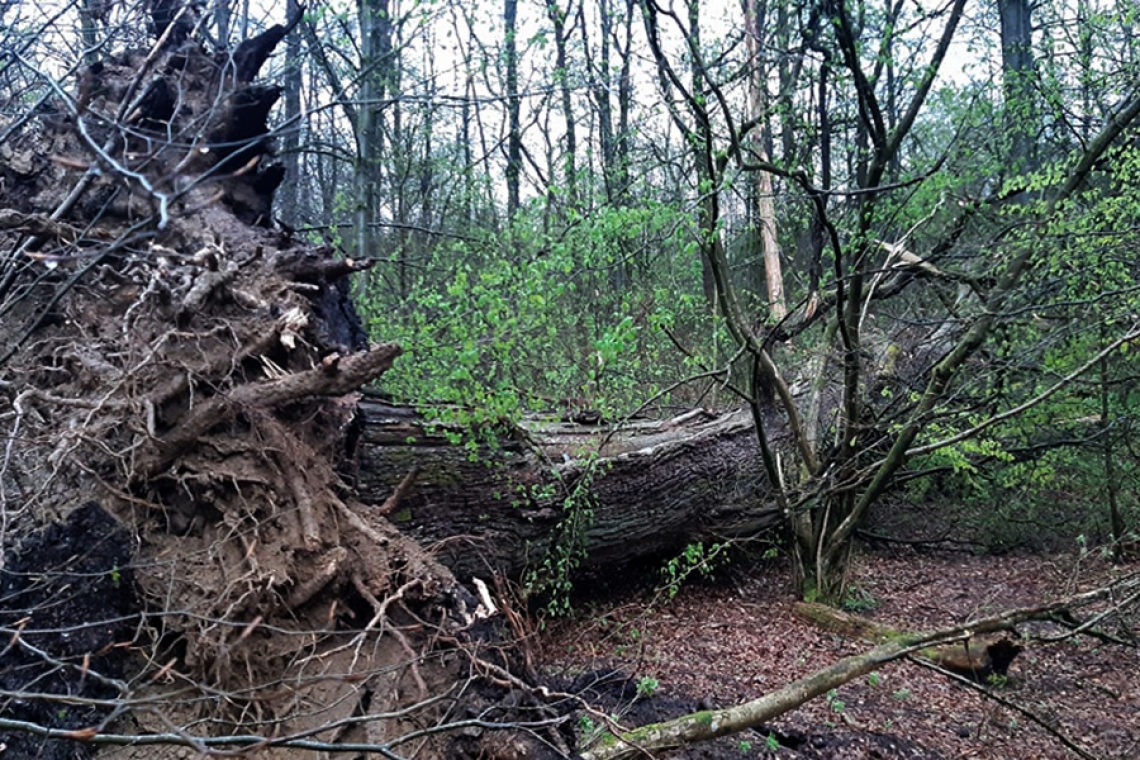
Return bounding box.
[545,0,579,210]
[634,0,1133,599]
[1000,0,1039,176]
[504,0,522,221]
[279,0,304,226]
[356,0,394,259]
[744,0,786,320]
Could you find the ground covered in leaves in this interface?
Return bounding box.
[540,547,1140,759]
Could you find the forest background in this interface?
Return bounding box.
[2,0,1140,754]
[5,0,1140,591]
[213,0,1140,592]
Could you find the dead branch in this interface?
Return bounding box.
[580,574,1140,760]
[376,468,419,516]
[0,210,90,242]
[908,657,1100,760]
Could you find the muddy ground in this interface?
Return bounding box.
[541,546,1139,759]
[0,504,138,760]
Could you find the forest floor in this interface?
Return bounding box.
[539,543,1140,758]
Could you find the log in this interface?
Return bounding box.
[347,397,785,581]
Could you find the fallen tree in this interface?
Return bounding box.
[349,400,785,582]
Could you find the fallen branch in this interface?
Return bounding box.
[580,574,1139,760]
[908,657,1100,760]
[376,468,419,516]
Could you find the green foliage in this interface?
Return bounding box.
[577,713,600,743]
[524,455,603,616]
[842,585,879,612]
[636,676,659,699]
[900,143,1140,551]
[826,688,845,713]
[354,201,742,613]
[359,203,721,418]
[660,540,729,599]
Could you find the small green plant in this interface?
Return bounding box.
[867,671,881,687]
[826,688,845,713]
[524,455,603,615]
[578,714,597,739]
[110,563,121,588]
[842,585,878,612]
[766,732,780,750]
[892,688,911,700]
[737,739,752,753]
[986,673,1010,688]
[636,676,659,699]
[660,540,729,599]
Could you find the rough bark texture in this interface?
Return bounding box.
[349,401,786,581]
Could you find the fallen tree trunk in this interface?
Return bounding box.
[348,399,787,581]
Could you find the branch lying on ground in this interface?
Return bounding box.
[907,657,1100,760]
[579,573,1140,760]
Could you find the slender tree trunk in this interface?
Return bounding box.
[591,0,615,203]
[462,71,474,225]
[1099,331,1124,557]
[355,0,393,262]
[214,0,231,47]
[615,0,633,205]
[685,0,718,310]
[999,0,1038,174]
[77,0,102,64]
[744,0,786,321]
[504,0,522,222]
[586,0,634,285]
[546,0,577,210]
[278,0,303,227]
[419,62,436,265]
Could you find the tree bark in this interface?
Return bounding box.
[348,400,786,580]
[1000,0,1038,175]
[545,0,577,210]
[504,0,522,222]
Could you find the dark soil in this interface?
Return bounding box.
[0,503,138,760]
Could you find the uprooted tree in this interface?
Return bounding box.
[2,1,1140,758]
[0,5,797,757]
[0,6,577,759]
